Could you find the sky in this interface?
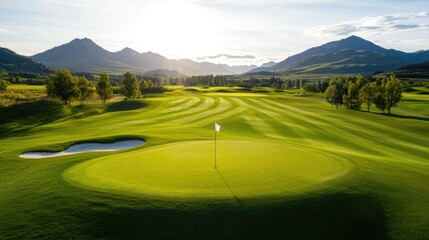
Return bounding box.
[0,0,428,66]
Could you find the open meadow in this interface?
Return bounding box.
[0,86,428,239]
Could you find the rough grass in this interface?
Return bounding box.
[0,88,428,239]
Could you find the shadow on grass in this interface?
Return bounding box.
[89,193,388,240]
[215,89,231,93]
[0,101,67,126]
[0,101,109,139]
[358,109,429,122]
[183,88,200,92]
[106,101,147,112]
[0,101,69,139]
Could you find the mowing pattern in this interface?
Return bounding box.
[1,88,428,239]
[64,140,351,198]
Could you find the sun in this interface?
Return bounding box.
[127,0,224,59]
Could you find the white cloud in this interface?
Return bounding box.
[307,12,429,37]
[197,54,256,61]
[0,28,17,35]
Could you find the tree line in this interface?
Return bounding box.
[46,70,165,106]
[324,75,403,114]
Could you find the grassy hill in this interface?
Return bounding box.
[394,61,429,79]
[0,47,52,75]
[0,87,428,239]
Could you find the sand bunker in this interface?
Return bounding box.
[20,140,144,159]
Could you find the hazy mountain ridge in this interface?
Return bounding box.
[32,38,257,75]
[250,35,429,75]
[0,47,52,75]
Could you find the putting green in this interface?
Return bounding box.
[63,141,351,198]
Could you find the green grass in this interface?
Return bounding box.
[0,88,428,239]
[64,140,350,198]
[7,84,46,91]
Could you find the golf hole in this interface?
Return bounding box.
[63,140,351,198]
[20,140,145,159]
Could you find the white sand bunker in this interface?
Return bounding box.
[20,140,144,159]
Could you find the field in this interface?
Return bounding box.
[0,86,428,239]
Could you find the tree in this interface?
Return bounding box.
[0,78,7,93]
[0,78,7,104]
[325,81,337,109]
[14,76,22,84]
[121,72,140,99]
[343,81,362,110]
[319,80,329,93]
[96,72,112,103]
[147,80,154,89]
[76,76,92,104]
[359,82,376,112]
[46,69,78,106]
[385,75,403,114]
[140,79,149,94]
[374,80,387,113]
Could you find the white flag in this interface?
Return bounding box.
[215,123,221,132]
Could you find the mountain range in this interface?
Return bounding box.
[250,35,429,76]
[2,35,429,77]
[31,38,257,75]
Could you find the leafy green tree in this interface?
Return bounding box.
[319,80,329,93]
[14,76,22,84]
[325,78,347,109]
[335,78,347,109]
[46,69,78,106]
[325,81,337,109]
[385,75,403,114]
[121,72,140,99]
[355,75,364,88]
[0,78,8,104]
[359,82,376,112]
[343,81,362,109]
[76,76,92,104]
[0,78,7,93]
[374,80,387,113]
[147,80,154,89]
[140,79,149,94]
[96,72,112,103]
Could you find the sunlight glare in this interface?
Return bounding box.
[128,1,223,59]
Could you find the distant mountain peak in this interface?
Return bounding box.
[260,61,277,68]
[344,35,364,40]
[31,38,255,75]
[68,37,99,48]
[118,47,140,55]
[248,35,429,75]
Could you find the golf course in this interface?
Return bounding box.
[0,86,428,239]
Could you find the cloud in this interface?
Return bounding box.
[197,54,256,61]
[307,12,429,37]
[416,12,429,17]
[0,28,17,35]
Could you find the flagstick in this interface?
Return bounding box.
[214,128,217,169]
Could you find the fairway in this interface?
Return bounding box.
[1,88,428,239]
[64,140,350,198]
